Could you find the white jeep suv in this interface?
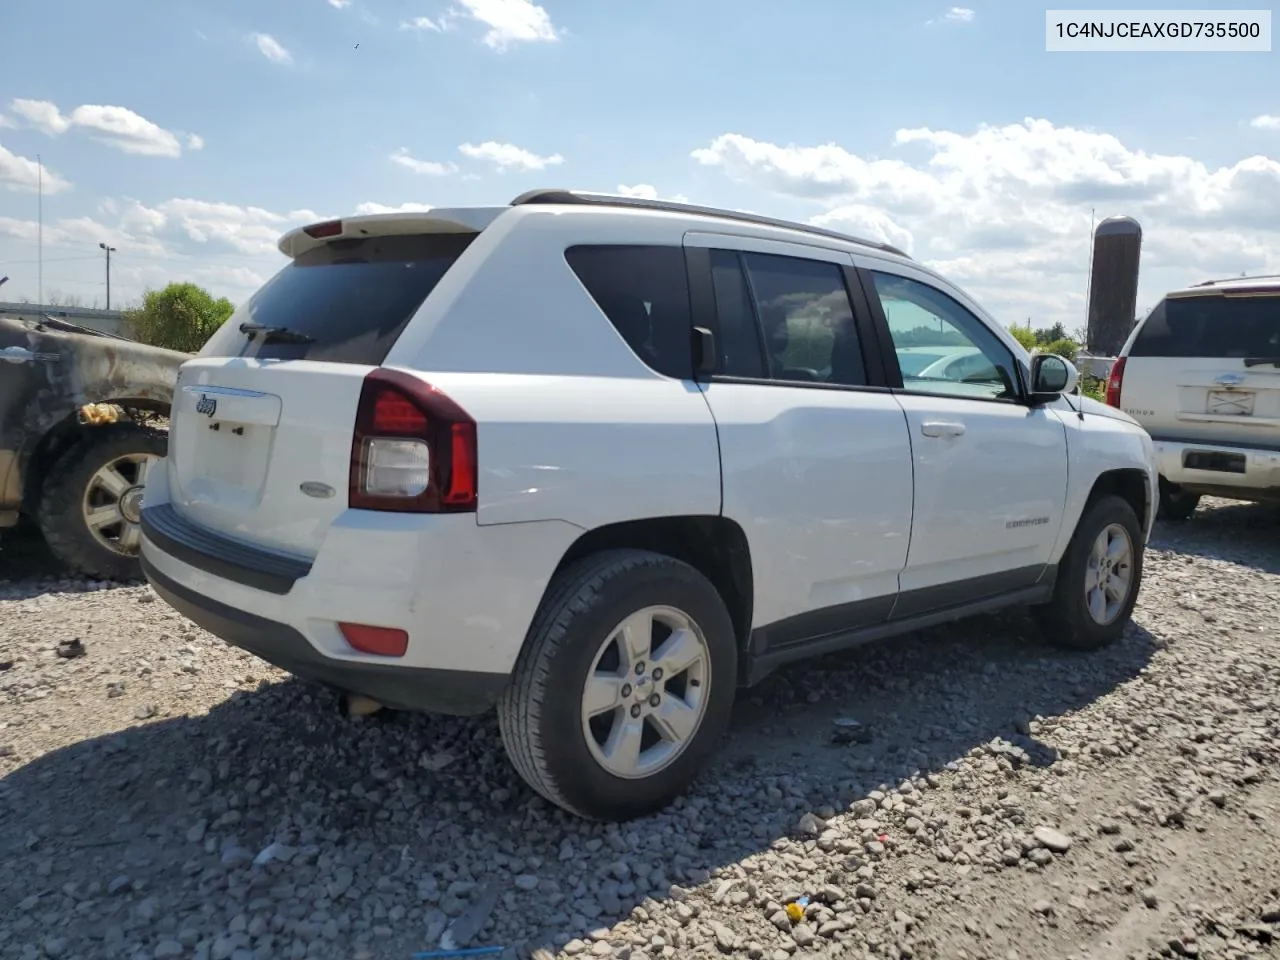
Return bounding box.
[1107,275,1280,520]
[139,189,1158,821]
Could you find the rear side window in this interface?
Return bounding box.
[200,234,475,365]
[1130,294,1280,358]
[564,245,693,379]
[718,251,867,386]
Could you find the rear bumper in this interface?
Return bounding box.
[137,460,583,710]
[1153,437,1280,496]
[143,556,507,715]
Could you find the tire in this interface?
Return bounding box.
[498,549,738,821]
[37,421,167,581]
[1157,478,1200,522]
[1033,494,1144,652]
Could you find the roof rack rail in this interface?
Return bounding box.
[1193,273,1280,287]
[509,188,911,259]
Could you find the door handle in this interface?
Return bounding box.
[920,421,965,439]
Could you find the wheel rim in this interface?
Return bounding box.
[1084,522,1134,626]
[580,604,712,780]
[81,453,159,557]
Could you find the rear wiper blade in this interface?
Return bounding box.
[1242,357,1280,367]
[239,322,315,344]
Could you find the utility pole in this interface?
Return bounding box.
[99,242,116,309]
[37,153,43,306]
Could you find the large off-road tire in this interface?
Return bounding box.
[1157,477,1201,522]
[498,549,738,822]
[1033,494,1144,651]
[37,422,167,581]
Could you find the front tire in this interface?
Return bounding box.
[37,422,166,581]
[498,549,738,821]
[1034,494,1144,651]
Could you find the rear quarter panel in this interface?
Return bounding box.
[387,208,723,530]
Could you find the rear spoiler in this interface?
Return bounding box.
[278,208,507,259]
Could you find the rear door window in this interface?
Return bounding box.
[201,233,475,365]
[1130,294,1280,358]
[708,250,767,379]
[564,245,694,379]
[707,250,867,386]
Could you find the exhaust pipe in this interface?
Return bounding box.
[339,693,383,717]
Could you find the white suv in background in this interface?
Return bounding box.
[1107,275,1280,520]
[140,190,1158,822]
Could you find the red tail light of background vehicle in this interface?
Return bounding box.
[1105,356,1126,408]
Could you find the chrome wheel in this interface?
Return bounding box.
[81,453,159,556]
[580,604,712,780]
[1084,522,1134,625]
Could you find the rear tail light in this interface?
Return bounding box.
[1105,356,1126,408]
[349,368,477,512]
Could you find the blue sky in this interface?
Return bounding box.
[1,0,1278,330]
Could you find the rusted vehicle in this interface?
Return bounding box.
[0,314,186,580]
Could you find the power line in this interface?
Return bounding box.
[0,255,100,266]
[0,238,278,266]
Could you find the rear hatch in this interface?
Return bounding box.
[1120,287,1280,448]
[167,224,479,558]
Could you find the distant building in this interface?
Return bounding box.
[0,301,135,339]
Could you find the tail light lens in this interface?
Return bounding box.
[349,368,477,512]
[1105,356,1126,408]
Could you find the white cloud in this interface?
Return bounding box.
[928,6,975,24]
[186,133,205,151]
[811,205,915,253]
[251,32,293,65]
[390,148,458,175]
[354,201,434,215]
[399,16,443,32]
[617,183,690,203]
[0,195,328,307]
[459,140,563,171]
[11,98,72,134]
[154,198,322,254]
[0,114,15,129]
[0,144,72,194]
[692,120,1280,328]
[453,0,559,49]
[9,98,196,158]
[328,0,351,7]
[1251,115,1280,131]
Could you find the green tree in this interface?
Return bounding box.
[126,282,234,353]
[1042,338,1079,362]
[1034,321,1067,345]
[1008,320,1037,351]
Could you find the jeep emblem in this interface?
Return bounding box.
[196,394,218,418]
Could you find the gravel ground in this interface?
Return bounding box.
[2,499,1280,960]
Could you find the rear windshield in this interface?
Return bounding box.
[200,233,475,365]
[1130,293,1280,359]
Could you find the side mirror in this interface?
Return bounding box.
[1029,353,1079,403]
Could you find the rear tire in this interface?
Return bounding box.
[1033,494,1144,652]
[498,549,738,821]
[1157,478,1200,522]
[37,422,167,581]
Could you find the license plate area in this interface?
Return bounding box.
[1183,449,1247,474]
[1206,389,1255,416]
[176,385,281,505]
